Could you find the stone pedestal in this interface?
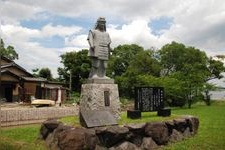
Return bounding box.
[157,108,171,117]
[127,110,141,119]
[80,80,121,120]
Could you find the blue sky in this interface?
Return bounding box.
[20,15,173,48]
[20,15,94,49]
[150,16,173,36]
[1,0,225,80]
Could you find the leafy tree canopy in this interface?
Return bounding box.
[58,49,91,91]
[32,68,54,81]
[125,50,161,77]
[0,38,19,60]
[107,44,144,77]
[159,41,225,107]
[38,68,53,81]
[57,42,225,108]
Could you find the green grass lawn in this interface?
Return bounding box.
[0,101,225,150]
[163,101,225,150]
[0,124,47,150]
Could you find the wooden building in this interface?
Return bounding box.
[0,56,68,104]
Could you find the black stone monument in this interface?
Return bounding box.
[135,87,164,112]
[130,87,171,117]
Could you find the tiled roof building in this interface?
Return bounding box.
[0,56,67,104]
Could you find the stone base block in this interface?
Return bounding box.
[80,83,121,120]
[157,108,171,117]
[127,110,141,119]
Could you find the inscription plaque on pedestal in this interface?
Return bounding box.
[135,87,164,112]
[80,110,118,128]
[104,91,110,106]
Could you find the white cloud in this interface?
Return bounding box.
[1,0,225,78]
[2,24,58,76]
[0,0,42,24]
[65,34,89,49]
[2,24,40,41]
[41,24,82,37]
[108,20,170,49]
[162,1,225,55]
[1,23,85,77]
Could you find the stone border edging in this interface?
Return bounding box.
[40,115,199,150]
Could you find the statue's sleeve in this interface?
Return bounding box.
[108,33,111,46]
[87,30,94,48]
[107,33,112,52]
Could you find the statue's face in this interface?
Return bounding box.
[98,21,105,31]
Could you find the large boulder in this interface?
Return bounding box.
[96,126,129,148]
[43,119,62,131]
[109,141,141,150]
[57,127,98,150]
[141,137,158,150]
[39,124,50,140]
[165,120,174,135]
[46,132,59,150]
[46,123,73,150]
[95,145,108,150]
[183,127,192,137]
[173,118,188,133]
[124,123,146,146]
[169,129,184,143]
[39,119,62,139]
[183,116,199,134]
[124,123,146,134]
[145,122,169,145]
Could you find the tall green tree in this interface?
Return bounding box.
[0,38,18,60]
[206,57,225,81]
[32,68,39,77]
[58,49,91,91]
[38,68,53,81]
[114,49,161,98]
[126,50,161,77]
[159,41,225,108]
[31,68,54,81]
[159,41,186,76]
[107,44,144,77]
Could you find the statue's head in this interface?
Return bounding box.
[95,17,106,31]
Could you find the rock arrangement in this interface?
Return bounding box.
[40,116,199,150]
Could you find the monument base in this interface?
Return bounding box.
[79,83,121,120]
[127,110,141,119]
[157,108,171,117]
